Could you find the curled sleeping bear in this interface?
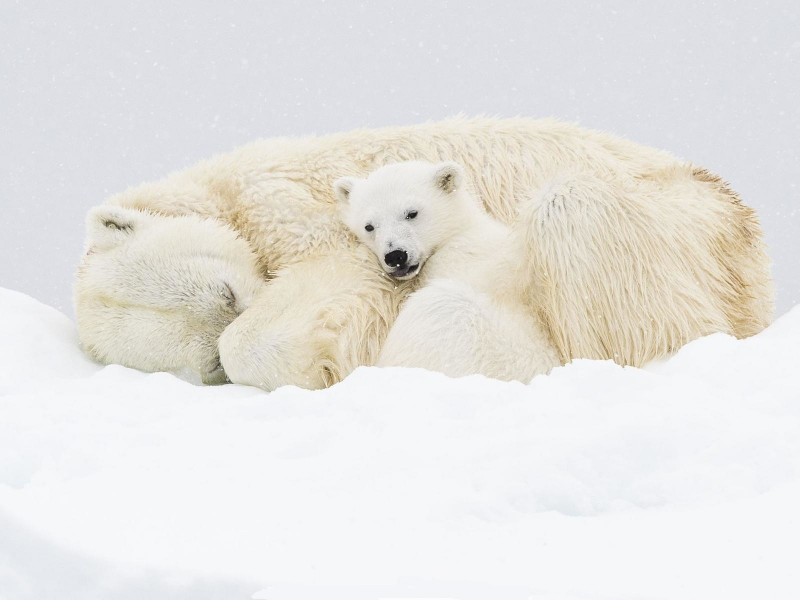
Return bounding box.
[74,117,774,389]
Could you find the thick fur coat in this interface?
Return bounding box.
[75,117,774,389]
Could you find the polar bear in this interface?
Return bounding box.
[74,117,774,390]
[334,160,560,381]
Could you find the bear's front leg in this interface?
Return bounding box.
[219,250,411,391]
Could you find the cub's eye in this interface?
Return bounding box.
[406,210,418,220]
[365,224,374,232]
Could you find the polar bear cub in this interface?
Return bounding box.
[335,161,560,382]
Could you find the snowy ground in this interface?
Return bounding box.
[1,287,799,600]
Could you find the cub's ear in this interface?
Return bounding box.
[85,205,141,250]
[333,176,358,206]
[433,162,464,194]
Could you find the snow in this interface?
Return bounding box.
[1,286,799,600]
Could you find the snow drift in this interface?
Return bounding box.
[1,287,798,600]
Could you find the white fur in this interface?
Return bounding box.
[335,161,469,280]
[74,117,774,390]
[339,161,560,382]
[75,206,265,383]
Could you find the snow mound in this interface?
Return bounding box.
[1,287,799,600]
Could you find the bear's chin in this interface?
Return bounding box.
[388,263,420,280]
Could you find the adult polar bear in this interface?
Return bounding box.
[75,117,774,390]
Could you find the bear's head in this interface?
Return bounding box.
[334,161,469,280]
[74,206,265,384]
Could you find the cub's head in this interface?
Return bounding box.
[334,161,467,280]
[75,206,265,383]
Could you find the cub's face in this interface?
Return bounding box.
[334,161,465,280]
[75,206,265,382]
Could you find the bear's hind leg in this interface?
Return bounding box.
[515,172,738,367]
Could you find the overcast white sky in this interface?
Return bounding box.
[1,1,797,316]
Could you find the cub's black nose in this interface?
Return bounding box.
[384,249,408,268]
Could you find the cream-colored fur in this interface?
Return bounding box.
[74,117,774,389]
[336,161,560,382]
[75,206,265,383]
